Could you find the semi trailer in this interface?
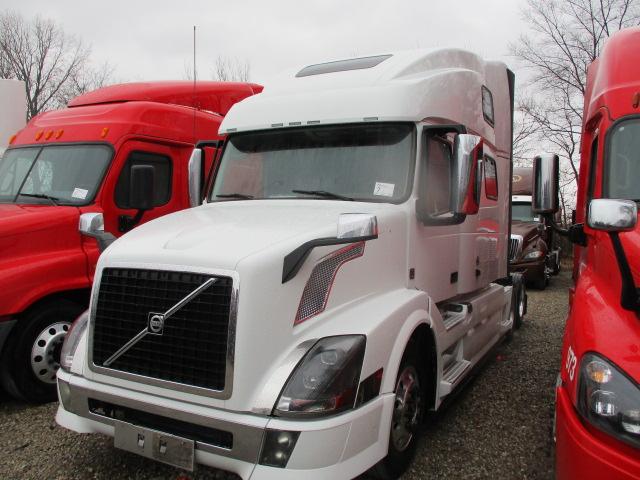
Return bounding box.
[0,81,261,403]
[546,27,640,480]
[56,50,524,479]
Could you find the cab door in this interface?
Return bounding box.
[102,140,185,236]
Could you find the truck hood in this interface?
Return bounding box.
[96,200,409,411]
[511,220,539,243]
[103,200,398,270]
[0,204,81,263]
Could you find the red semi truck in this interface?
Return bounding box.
[0,81,261,403]
[537,27,640,479]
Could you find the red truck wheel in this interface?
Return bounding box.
[2,300,83,403]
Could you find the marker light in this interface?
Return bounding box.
[35,130,43,140]
[8,134,16,144]
[101,127,109,138]
[45,130,53,140]
[56,130,64,139]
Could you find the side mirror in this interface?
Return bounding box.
[588,199,637,232]
[78,212,116,252]
[452,134,483,216]
[187,148,203,208]
[532,154,559,214]
[129,165,155,211]
[337,213,378,240]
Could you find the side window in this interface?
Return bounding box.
[587,137,598,201]
[424,136,452,216]
[481,86,494,127]
[484,156,498,200]
[115,151,172,208]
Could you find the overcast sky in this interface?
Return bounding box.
[6,0,530,85]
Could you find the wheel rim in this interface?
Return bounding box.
[30,322,70,384]
[391,365,422,452]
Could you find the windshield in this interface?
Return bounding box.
[604,118,640,200]
[210,123,415,203]
[512,202,538,222]
[0,145,112,205]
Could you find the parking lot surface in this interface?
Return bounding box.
[0,268,570,480]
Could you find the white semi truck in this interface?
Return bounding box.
[0,79,26,155]
[56,50,524,479]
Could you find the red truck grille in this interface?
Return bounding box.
[91,268,233,392]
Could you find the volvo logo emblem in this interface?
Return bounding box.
[147,313,165,335]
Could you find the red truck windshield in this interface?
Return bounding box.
[0,144,112,205]
[605,118,640,200]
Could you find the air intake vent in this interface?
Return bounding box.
[295,242,365,324]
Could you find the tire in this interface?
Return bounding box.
[532,270,548,290]
[2,300,83,403]
[513,278,526,329]
[371,342,426,479]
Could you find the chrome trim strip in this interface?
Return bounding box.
[87,262,239,400]
[60,377,264,463]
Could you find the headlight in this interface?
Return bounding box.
[60,310,89,371]
[274,335,365,418]
[523,250,544,260]
[577,353,640,448]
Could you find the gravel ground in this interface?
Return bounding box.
[0,268,570,480]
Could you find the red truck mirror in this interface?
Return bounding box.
[532,154,559,214]
[452,134,483,216]
[587,199,637,232]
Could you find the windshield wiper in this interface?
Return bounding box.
[18,193,60,206]
[216,193,254,200]
[292,189,354,201]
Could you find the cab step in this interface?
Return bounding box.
[440,359,471,396]
[440,303,472,331]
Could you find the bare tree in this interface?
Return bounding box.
[0,11,115,119]
[511,0,640,223]
[211,56,251,82]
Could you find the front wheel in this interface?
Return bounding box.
[1,300,83,403]
[371,344,425,479]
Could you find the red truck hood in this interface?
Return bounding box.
[0,204,81,262]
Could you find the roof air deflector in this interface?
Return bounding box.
[296,54,392,78]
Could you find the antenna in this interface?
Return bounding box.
[193,25,197,144]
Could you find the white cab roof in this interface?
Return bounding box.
[220,49,512,153]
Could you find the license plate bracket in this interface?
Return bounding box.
[114,420,195,471]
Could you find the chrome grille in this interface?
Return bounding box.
[509,235,523,262]
[295,242,365,324]
[92,268,233,391]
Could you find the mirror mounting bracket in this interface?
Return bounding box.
[118,210,145,233]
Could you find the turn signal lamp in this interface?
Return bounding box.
[586,360,613,384]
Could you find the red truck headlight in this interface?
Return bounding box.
[577,352,640,448]
[274,335,365,418]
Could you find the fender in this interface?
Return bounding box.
[0,249,90,317]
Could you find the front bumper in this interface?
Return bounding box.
[555,384,640,480]
[509,259,545,283]
[56,370,393,479]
